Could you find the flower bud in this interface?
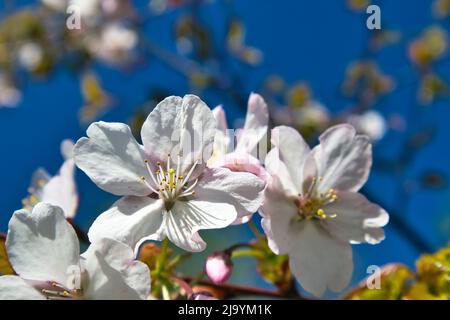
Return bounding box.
[205,252,233,284]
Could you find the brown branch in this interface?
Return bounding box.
[183,276,308,300]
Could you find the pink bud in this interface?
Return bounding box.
[205,252,233,284]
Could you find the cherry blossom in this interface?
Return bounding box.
[74,94,265,252]
[22,140,79,219]
[260,124,389,297]
[209,93,268,223]
[0,203,150,300]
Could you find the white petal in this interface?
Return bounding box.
[141,95,216,175]
[61,139,75,160]
[267,126,311,194]
[88,196,164,250]
[288,221,353,297]
[265,148,298,196]
[7,203,80,286]
[323,191,389,244]
[0,276,45,300]
[259,177,298,255]
[163,199,237,252]
[212,105,228,132]
[74,121,151,197]
[196,167,265,223]
[314,124,372,193]
[236,93,269,154]
[41,159,78,219]
[82,238,151,300]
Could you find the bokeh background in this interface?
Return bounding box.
[1,0,449,298]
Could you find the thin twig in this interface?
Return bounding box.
[183,276,307,299]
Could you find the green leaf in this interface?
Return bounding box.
[415,245,450,298]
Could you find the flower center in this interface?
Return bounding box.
[140,154,199,203]
[295,177,338,221]
[39,281,84,300]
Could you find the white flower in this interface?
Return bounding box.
[85,23,138,65]
[41,0,68,11]
[23,140,79,219]
[0,203,151,300]
[209,93,268,224]
[0,75,21,108]
[70,0,100,17]
[347,110,387,142]
[74,95,265,252]
[18,42,44,71]
[260,124,389,297]
[297,101,330,127]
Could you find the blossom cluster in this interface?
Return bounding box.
[0,93,388,299]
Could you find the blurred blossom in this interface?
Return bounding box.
[342,61,394,103]
[0,75,21,108]
[227,19,263,66]
[347,110,387,142]
[285,82,311,108]
[388,113,407,132]
[346,0,371,11]
[263,75,285,94]
[369,29,401,51]
[272,100,330,137]
[205,252,233,285]
[79,72,113,123]
[18,42,44,72]
[150,0,202,14]
[41,0,68,11]
[70,0,101,18]
[85,23,138,65]
[418,73,448,105]
[409,27,448,67]
[296,101,330,128]
[433,0,450,19]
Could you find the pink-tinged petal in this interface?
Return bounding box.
[141,95,216,176]
[196,167,265,224]
[0,276,45,300]
[192,293,218,300]
[314,124,372,193]
[288,221,353,297]
[323,191,389,244]
[41,159,79,219]
[205,252,233,284]
[212,105,228,133]
[88,196,165,251]
[236,93,269,154]
[7,203,80,286]
[163,199,237,252]
[267,126,311,194]
[81,238,151,300]
[211,129,233,161]
[210,152,268,182]
[74,122,151,197]
[259,177,298,255]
